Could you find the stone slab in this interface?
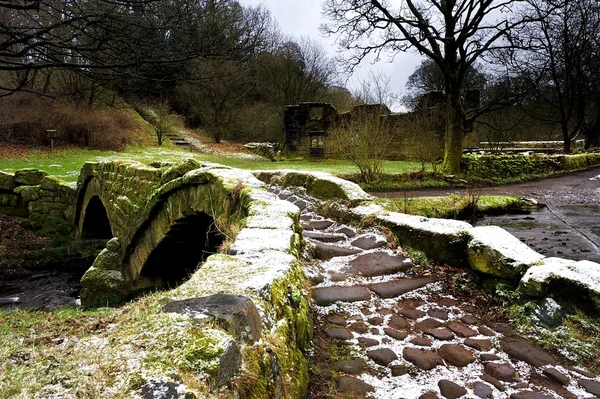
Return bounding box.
[162,294,261,344]
[307,239,362,260]
[312,285,371,306]
[347,252,412,277]
[403,347,443,370]
[501,337,556,367]
[368,277,434,299]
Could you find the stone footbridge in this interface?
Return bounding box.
[2,159,600,398]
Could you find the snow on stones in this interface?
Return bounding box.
[468,225,546,279]
[518,257,600,305]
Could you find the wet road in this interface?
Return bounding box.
[373,167,600,262]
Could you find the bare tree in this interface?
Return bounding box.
[509,0,600,153]
[328,73,396,183]
[322,0,543,174]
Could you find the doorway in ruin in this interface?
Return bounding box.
[140,212,224,288]
[81,196,112,239]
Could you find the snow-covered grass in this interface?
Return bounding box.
[0,293,222,398]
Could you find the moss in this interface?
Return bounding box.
[182,329,226,377]
[21,213,74,236]
[80,267,127,307]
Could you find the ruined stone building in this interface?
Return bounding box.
[283,102,338,157]
[283,93,479,158]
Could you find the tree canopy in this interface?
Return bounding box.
[322,0,542,173]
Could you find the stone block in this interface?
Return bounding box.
[468,226,545,279]
[162,294,262,344]
[375,211,473,267]
[229,228,296,255]
[0,192,19,207]
[80,267,127,307]
[14,168,48,186]
[0,171,15,191]
[16,185,41,202]
[519,258,600,309]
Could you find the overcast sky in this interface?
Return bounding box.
[238,0,423,105]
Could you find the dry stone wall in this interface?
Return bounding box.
[0,168,76,226]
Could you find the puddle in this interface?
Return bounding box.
[475,206,600,262]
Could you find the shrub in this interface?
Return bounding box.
[0,96,137,150]
[461,153,600,181]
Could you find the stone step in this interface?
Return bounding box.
[302,230,346,243]
[345,252,412,277]
[301,219,335,230]
[307,238,362,260]
[367,277,434,299]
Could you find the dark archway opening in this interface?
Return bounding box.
[141,212,224,287]
[82,196,112,239]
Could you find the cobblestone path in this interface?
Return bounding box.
[272,187,600,399]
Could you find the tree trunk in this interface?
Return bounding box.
[563,138,571,154]
[561,123,572,154]
[441,93,465,175]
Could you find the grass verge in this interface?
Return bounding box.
[376,194,526,219]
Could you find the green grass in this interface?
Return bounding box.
[506,301,600,369]
[0,146,424,183]
[377,194,525,219]
[0,291,224,398]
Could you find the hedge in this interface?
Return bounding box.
[461,153,600,180]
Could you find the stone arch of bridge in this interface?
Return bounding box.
[81,195,112,239]
[122,184,233,295]
[74,177,114,240]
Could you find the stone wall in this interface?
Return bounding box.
[0,168,76,227]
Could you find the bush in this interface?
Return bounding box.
[461,153,600,181]
[0,96,137,150]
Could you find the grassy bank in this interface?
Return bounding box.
[376,194,526,219]
[0,145,425,183]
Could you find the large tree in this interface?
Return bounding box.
[0,0,269,98]
[322,0,541,174]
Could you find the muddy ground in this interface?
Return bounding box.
[374,167,600,263]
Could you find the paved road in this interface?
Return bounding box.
[373,167,600,263]
[371,166,600,202]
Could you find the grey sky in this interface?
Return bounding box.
[239,0,423,104]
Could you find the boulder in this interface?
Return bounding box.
[468,226,545,279]
[80,267,127,307]
[518,258,600,308]
[162,294,262,344]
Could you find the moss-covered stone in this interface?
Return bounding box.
[161,158,202,183]
[15,185,41,202]
[14,168,48,186]
[0,192,19,207]
[468,226,545,279]
[21,213,74,235]
[0,171,15,191]
[80,267,128,307]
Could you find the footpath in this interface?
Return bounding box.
[273,189,600,399]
